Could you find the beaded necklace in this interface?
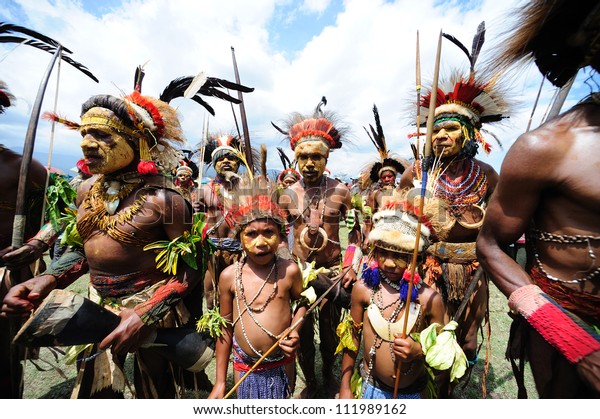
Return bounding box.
[233,256,282,359]
[362,283,420,395]
[434,159,488,217]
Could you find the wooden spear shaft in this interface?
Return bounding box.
[230,46,254,172]
[223,266,351,399]
[393,30,443,399]
[415,30,422,164]
[12,45,62,250]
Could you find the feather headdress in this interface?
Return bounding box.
[484,0,600,88]
[0,80,15,113]
[0,21,98,82]
[360,104,408,188]
[277,147,300,184]
[226,169,285,237]
[368,188,449,254]
[272,96,349,152]
[416,22,513,155]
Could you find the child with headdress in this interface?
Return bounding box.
[338,191,467,399]
[208,190,307,399]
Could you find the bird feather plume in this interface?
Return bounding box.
[0,22,98,82]
[183,71,208,99]
[260,143,267,180]
[470,21,486,72]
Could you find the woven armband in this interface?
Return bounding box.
[30,222,59,248]
[508,284,600,363]
[42,247,89,289]
[134,278,188,325]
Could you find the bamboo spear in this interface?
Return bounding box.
[223,266,352,399]
[230,46,254,173]
[414,31,422,163]
[393,30,443,399]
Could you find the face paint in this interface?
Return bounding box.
[294,140,329,184]
[79,108,136,175]
[432,119,463,158]
[177,172,191,183]
[240,219,281,264]
[214,153,240,176]
[379,170,396,186]
[373,247,411,279]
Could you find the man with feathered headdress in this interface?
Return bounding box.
[276,97,362,398]
[399,22,514,395]
[477,0,600,398]
[1,71,251,397]
[194,133,247,311]
[359,104,408,245]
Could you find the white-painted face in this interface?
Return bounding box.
[294,140,329,183]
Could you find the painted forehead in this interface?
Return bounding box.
[294,140,329,157]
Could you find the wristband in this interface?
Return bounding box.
[508,284,600,363]
[30,222,59,248]
[42,247,88,289]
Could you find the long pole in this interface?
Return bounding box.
[393,30,442,398]
[414,31,422,166]
[8,44,62,399]
[230,46,254,172]
[12,45,62,250]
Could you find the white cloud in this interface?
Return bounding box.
[0,0,587,177]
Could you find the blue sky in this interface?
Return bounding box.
[0,0,594,178]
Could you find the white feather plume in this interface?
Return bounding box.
[183,71,208,99]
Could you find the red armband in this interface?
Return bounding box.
[508,285,600,363]
[343,245,356,268]
[134,278,188,325]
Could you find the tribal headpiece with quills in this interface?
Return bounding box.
[416,22,513,157]
[272,96,348,153]
[277,147,300,185]
[360,104,408,189]
[0,80,15,114]
[45,69,252,176]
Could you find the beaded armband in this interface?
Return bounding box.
[508,284,600,363]
[42,247,88,289]
[133,278,188,325]
[335,313,363,355]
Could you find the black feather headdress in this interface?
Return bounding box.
[0,21,98,82]
[159,75,254,116]
[416,21,514,155]
[360,104,408,187]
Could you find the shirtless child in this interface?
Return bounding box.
[208,194,307,399]
[338,195,466,398]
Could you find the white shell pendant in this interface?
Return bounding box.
[105,199,120,215]
[104,181,121,215]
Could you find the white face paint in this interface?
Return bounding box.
[294,140,329,184]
